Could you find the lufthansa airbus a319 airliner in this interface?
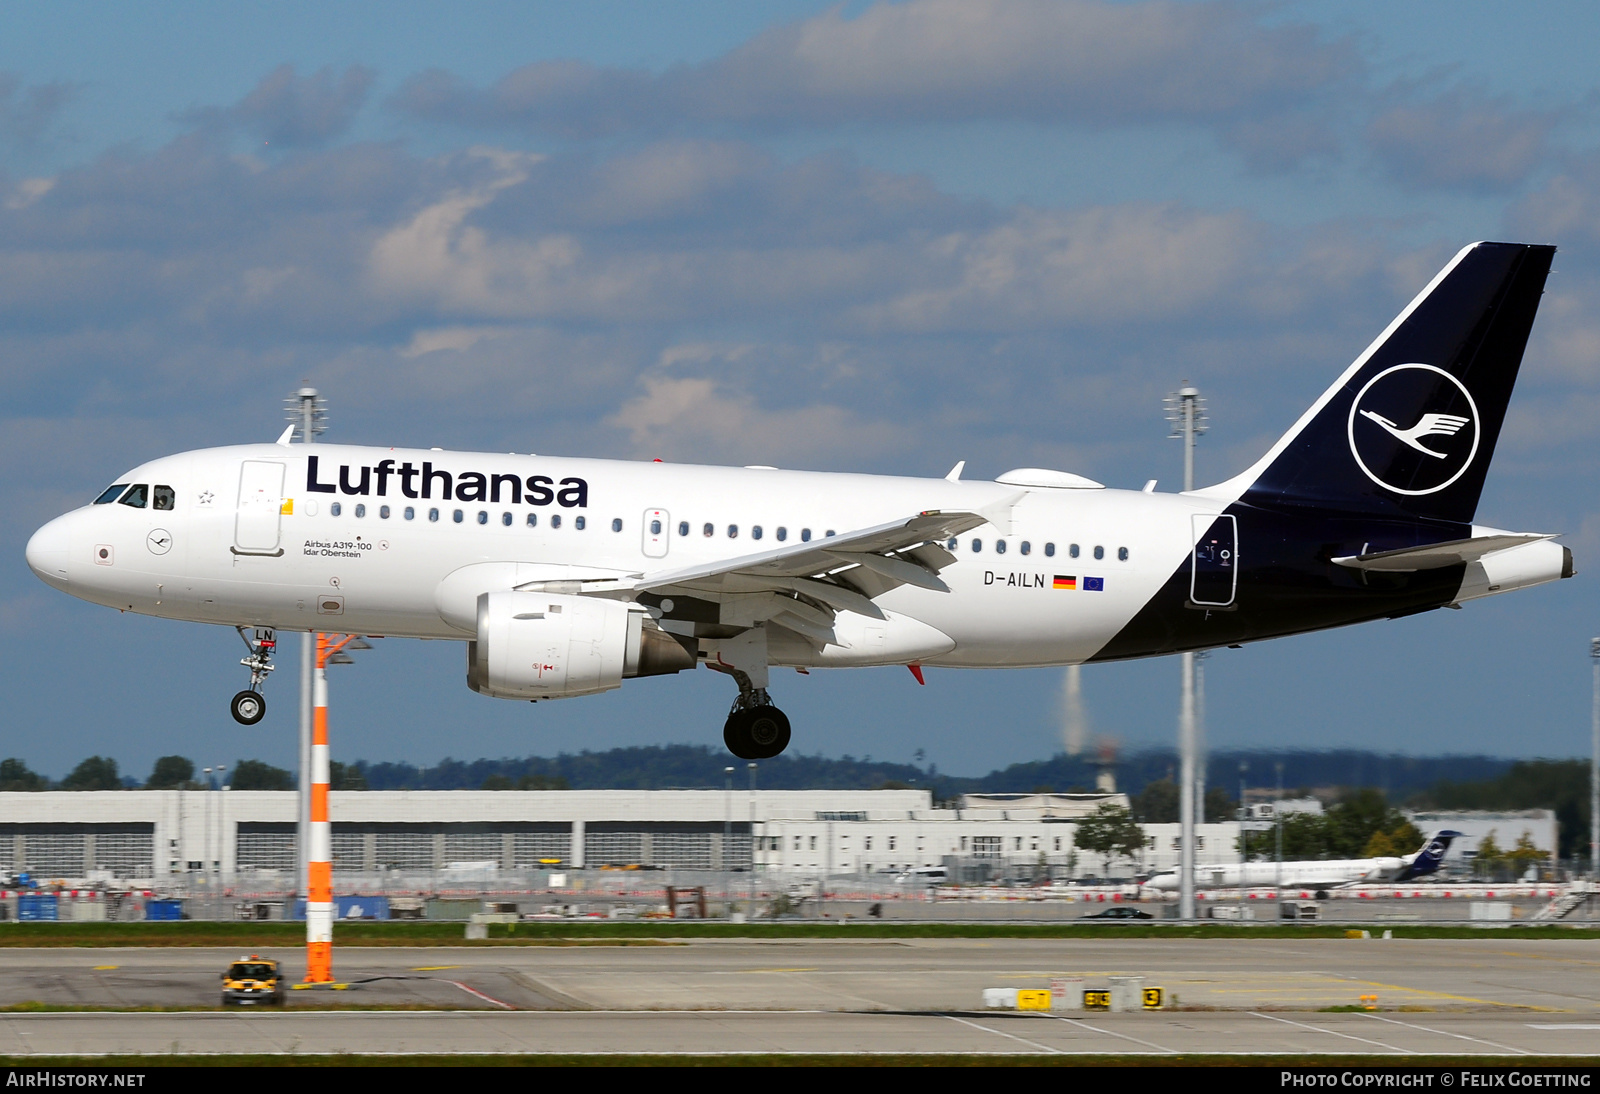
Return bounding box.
[26,242,1574,759]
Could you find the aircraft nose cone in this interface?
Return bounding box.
[25,515,75,589]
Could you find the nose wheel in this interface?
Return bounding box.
[231,626,276,725]
[231,690,266,725]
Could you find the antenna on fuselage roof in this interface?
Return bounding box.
[284,385,328,444]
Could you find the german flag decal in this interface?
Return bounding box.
[1053,575,1077,590]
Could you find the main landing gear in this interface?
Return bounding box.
[715,664,791,760]
[707,628,791,759]
[724,699,791,761]
[231,626,276,726]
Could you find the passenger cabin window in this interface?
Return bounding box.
[118,484,149,509]
[452,509,463,523]
[428,508,439,522]
[703,523,714,537]
[526,513,537,527]
[613,518,623,533]
[380,505,391,519]
[551,514,562,529]
[776,527,787,541]
[354,503,366,518]
[1093,545,1104,560]
[970,538,982,553]
[330,502,342,517]
[1045,543,1056,557]
[678,521,688,537]
[651,520,662,535]
[801,528,812,542]
[94,484,128,505]
[575,516,586,530]
[1069,543,1080,558]
[1118,546,1129,561]
[404,507,415,520]
[152,485,175,511]
[502,512,513,527]
[946,537,957,550]
[727,524,738,538]
[751,525,763,540]
[1020,541,1031,556]
[995,539,1007,555]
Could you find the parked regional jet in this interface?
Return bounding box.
[1144,831,1464,892]
[26,242,1573,760]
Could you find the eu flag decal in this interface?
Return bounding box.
[1083,576,1104,591]
[1053,575,1076,590]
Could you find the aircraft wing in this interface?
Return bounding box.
[528,510,987,645]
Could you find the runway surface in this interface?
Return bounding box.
[2,937,1596,1056]
[1,1010,1597,1057]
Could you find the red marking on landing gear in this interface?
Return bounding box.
[907,663,925,685]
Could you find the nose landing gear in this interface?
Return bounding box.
[231,626,276,726]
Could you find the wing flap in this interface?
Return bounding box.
[515,510,985,639]
[627,510,984,591]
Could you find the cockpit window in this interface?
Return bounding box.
[118,484,149,509]
[152,485,175,511]
[94,484,128,505]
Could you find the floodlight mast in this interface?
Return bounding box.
[1165,384,1207,921]
[286,387,327,904]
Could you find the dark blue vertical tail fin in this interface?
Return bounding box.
[1216,242,1554,525]
[1396,830,1462,880]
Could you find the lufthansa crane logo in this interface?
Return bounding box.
[1347,363,1479,496]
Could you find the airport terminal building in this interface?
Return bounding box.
[0,789,1554,889]
[0,788,1260,888]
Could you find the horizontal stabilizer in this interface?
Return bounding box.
[1332,533,1553,573]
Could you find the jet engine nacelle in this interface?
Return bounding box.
[467,591,695,700]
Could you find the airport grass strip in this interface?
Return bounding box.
[0,921,1595,946]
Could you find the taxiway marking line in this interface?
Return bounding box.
[1049,1016,1174,1054]
[1346,976,1552,1010]
[942,1014,1060,1054]
[1359,1012,1528,1055]
[1250,1012,1405,1053]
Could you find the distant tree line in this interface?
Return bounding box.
[0,755,318,792]
[1410,759,1590,860]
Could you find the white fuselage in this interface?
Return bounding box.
[1146,856,1411,891]
[25,443,1221,668]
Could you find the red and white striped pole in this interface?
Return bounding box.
[305,632,354,983]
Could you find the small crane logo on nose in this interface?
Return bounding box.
[147,529,173,555]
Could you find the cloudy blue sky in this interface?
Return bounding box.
[4,1,1599,782]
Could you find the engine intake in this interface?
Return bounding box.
[466,591,695,700]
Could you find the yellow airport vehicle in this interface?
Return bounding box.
[221,954,284,1007]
